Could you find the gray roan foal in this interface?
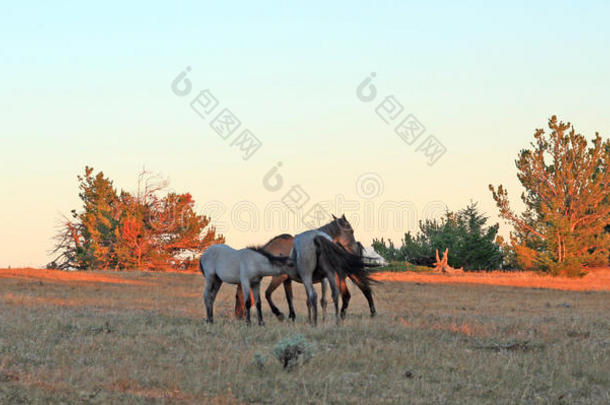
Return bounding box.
[289,214,375,326]
[199,244,295,325]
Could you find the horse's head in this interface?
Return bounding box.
[332,214,360,255]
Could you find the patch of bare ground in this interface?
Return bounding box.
[0,268,608,403]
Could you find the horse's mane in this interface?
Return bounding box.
[247,246,291,265]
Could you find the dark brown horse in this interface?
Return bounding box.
[234,233,376,321]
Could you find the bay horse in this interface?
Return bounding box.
[234,234,377,321]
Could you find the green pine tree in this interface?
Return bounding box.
[373,202,503,270]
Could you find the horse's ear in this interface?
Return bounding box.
[341,214,346,220]
[332,214,337,220]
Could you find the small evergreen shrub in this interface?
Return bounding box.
[272,334,316,370]
[373,202,504,270]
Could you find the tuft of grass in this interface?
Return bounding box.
[272,334,316,370]
[251,352,267,371]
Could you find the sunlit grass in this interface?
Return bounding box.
[0,269,608,403]
[372,261,432,273]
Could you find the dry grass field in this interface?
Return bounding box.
[1,268,609,404]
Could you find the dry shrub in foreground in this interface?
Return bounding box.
[272,333,316,370]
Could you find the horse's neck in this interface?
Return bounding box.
[260,264,287,277]
[318,222,339,239]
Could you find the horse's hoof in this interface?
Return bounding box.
[289,313,296,322]
[277,313,285,322]
[258,321,265,326]
[370,311,377,318]
[340,312,346,320]
[205,318,213,324]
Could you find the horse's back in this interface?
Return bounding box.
[200,244,233,263]
[200,244,240,279]
[293,230,331,253]
[292,230,331,276]
[264,234,294,256]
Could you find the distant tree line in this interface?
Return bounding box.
[373,202,504,271]
[374,116,609,275]
[48,167,224,270]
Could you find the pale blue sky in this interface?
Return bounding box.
[1,1,609,266]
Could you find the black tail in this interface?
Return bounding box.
[313,236,379,290]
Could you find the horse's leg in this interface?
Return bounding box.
[314,251,340,323]
[265,275,285,321]
[352,276,376,317]
[252,282,264,326]
[301,274,318,326]
[204,275,222,323]
[320,279,328,322]
[284,280,296,322]
[235,283,245,320]
[295,247,317,326]
[323,273,341,324]
[339,277,351,319]
[203,276,214,323]
[241,281,253,326]
[306,296,312,323]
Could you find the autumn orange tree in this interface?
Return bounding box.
[490,116,609,275]
[49,167,224,270]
